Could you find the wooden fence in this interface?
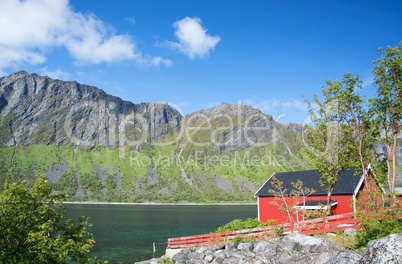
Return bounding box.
[167,212,361,248]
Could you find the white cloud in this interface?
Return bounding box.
[38,67,69,80]
[243,98,308,114]
[167,17,220,59]
[242,98,311,123]
[207,101,221,108]
[126,17,136,25]
[150,56,172,67]
[362,76,374,88]
[0,0,170,70]
[177,100,191,107]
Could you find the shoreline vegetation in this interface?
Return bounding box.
[63,201,257,206]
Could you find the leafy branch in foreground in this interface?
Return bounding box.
[269,175,295,223]
[0,173,98,263]
[290,179,321,220]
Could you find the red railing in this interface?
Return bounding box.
[167,212,361,248]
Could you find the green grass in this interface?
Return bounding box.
[0,124,312,202]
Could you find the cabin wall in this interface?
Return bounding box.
[355,177,385,210]
[258,196,289,223]
[256,172,398,224]
[258,195,347,223]
[331,195,354,215]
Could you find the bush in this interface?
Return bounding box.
[0,174,98,263]
[215,218,277,233]
[356,213,402,248]
[355,188,402,248]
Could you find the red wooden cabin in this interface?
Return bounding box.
[254,168,366,223]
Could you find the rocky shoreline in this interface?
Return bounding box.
[137,231,402,264]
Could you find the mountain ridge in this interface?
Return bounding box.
[0,71,310,202]
[0,71,182,147]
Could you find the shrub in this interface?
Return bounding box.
[0,174,98,263]
[215,218,277,233]
[355,188,402,248]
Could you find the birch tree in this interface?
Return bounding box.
[335,73,376,190]
[303,80,353,215]
[371,42,402,196]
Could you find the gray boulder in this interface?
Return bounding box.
[204,254,214,262]
[211,243,227,251]
[210,257,224,264]
[213,249,227,259]
[237,242,253,251]
[195,247,207,254]
[302,237,326,253]
[172,252,189,264]
[304,237,336,253]
[275,240,302,254]
[344,228,357,238]
[283,232,311,244]
[253,239,276,255]
[326,233,336,238]
[310,252,332,263]
[188,251,205,260]
[284,255,313,264]
[166,233,402,264]
[357,233,402,264]
[283,232,334,253]
[325,251,363,264]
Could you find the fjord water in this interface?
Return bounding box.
[66,204,257,263]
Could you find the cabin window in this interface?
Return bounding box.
[294,200,338,221]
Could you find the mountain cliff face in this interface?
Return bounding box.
[0,71,310,202]
[0,71,182,147]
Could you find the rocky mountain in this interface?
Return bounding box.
[0,71,182,147]
[0,71,311,202]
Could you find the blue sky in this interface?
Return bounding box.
[1,0,401,124]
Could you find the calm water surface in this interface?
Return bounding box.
[66,204,257,263]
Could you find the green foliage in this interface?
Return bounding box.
[160,258,175,264]
[0,140,312,203]
[332,233,357,249]
[0,174,98,263]
[273,225,285,237]
[268,176,325,222]
[215,218,277,233]
[215,218,283,242]
[268,175,296,222]
[290,179,320,220]
[356,215,402,248]
[355,188,402,248]
[303,76,358,213]
[0,113,15,144]
[371,42,402,195]
[330,73,376,191]
[231,236,254,244]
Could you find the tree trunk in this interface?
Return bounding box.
[385,140,392,191]
[392,133,397,195]
[326,189,333,216]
